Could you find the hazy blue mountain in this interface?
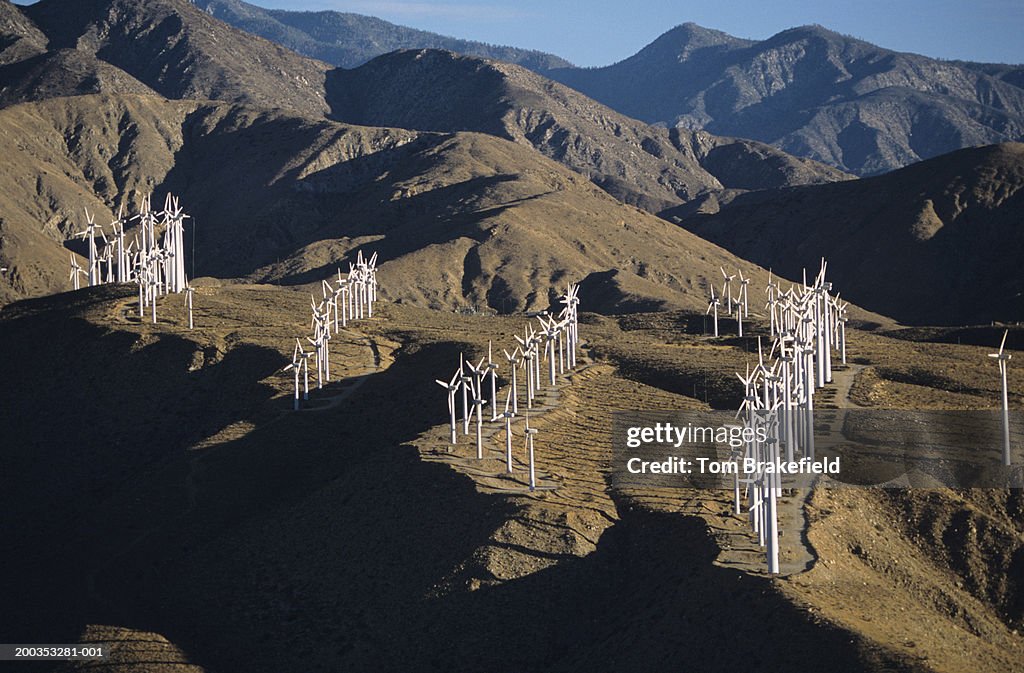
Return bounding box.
[190,0,572,70]
[547,23,1024,175]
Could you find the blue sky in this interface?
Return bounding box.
[247,0,1024,67]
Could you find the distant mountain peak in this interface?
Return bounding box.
[637,22,750,63]
[548,21,1024,175]
[189,0,573,70]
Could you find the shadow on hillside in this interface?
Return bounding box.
[0,306,284,640]
[156,108,540,284]
[271,174,533,288]
[2,332,917,671]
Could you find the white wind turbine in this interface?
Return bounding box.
[335,270,350,328]
[706,284,720,337]
[721,267,736,316]
[738,269,750,318]
[468,371,486,459]
[298,339,312,401]
[525,412,538,491]
[498,387,516,474]
[435,368,461,444]
[503,347,521,414]
[69,254,86,290]
[76,208,106,287]
[559,283,580,369]
[459,353,472,435]
[184,283,195,329]
[284,341,304,411]
[538,315,558,387]
[765,270,780,337]
[485,341,500,421]
[990,330,1013,466]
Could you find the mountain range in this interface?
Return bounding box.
[0,90,804,317]
[547,23,1024,176]
[190,0,572,71]
[190,0,1024,177]
[0,0,1020,325]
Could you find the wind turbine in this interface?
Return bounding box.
[184,283,195,329]
[435,368,461,444]
[459,353,472,435]
[525,412,538,491]
[468,372,485,459]
[514,330,536,408]
[503,347,521,414]
[837,300,848,365]
[297,339,311,401]
[990,330,1013,466]
[738,269,750,318]
[538,316,558,387]
[486,341,500,421]
[721,267,736,316]
[498,388,516,473]
[284,341,304,410]
[706,285,720,337]
[69,254,85,290]
[76,208,105,287]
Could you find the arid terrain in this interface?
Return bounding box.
[0,1,1022,671]
[0,281,1020,672]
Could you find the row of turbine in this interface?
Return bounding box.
[732,259,845,574]
[283,251,379,410]
[69,194,196,328]
[706,267,751,336]
[436,283,581,491]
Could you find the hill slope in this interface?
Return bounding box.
[191,0,572,70]
[22,0,330,114]
[2,2,848,217]
[0,93,803,317]
[548,23,1024,176]
[327,49,850,213]
[679,142,1024,324]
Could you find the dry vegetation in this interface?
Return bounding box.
[1,283,1020,672]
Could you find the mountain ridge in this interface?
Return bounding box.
[0,0,849,218]
[326,48,850,213]
[547,22,1024,175]
[0,91,822,319]
[22,0,332,113]
[190,0,572,70]
[678,142,1024,324]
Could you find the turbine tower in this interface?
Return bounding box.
[989,330,1013,466]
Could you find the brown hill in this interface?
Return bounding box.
[2,1,849,222]
[22,0,330,114]
[0,0,47,65]
[0,1,157,106]
[0,284,1017,672]
[326,49,851,213]
[0,93,832,317]
[677,143,1024,325]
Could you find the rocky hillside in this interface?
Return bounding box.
[191,0,572,71]
[679,143,1024,324]
[0,92,795,315]
[21,0,330,114]
[0,1,848,218]
[548,23,1024,176]
[327,49,849,213]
